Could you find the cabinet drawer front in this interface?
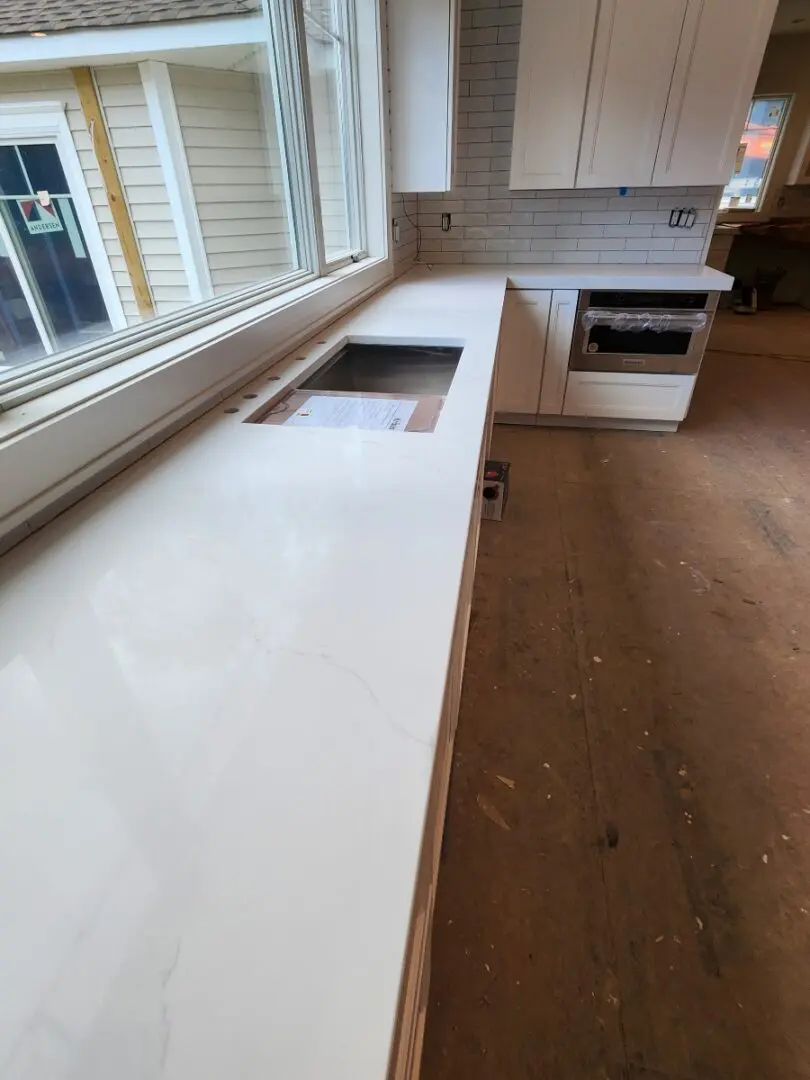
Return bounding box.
[563,371,696,421]
[577,0,687,188]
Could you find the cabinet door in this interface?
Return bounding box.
[538,290,577,415]
[510,0,598,190]
[494,290,552,417]
[389,0,459,192]
[653,0,779,187]
[576,0,688,188]
[563,372,696,421]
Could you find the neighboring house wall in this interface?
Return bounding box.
[169,63,293,295]
[0,69,139,318]
[94,65,191,317]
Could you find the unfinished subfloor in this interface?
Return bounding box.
[422,327,810,1080]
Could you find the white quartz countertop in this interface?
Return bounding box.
[435,260,733,291]
[505,262,733,291]
[0,261,732,1080]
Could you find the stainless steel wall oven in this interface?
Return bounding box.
[571,290,719,375]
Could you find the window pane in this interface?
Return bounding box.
[0,232,46,368]
[0,144,111,354]
[0,146,28,197]
[168,50,298,296]
[0,29,303,376]
[721,96,790,211]
[2,194,112,352]
[304,0,360,261]
[18,143,69,193]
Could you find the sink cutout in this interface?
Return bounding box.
[301,342,462,395]
[251,341,463,433]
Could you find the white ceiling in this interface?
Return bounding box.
[771,0,810,34]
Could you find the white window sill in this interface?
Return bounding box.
[716,208,774,226]
[0,256,391,554]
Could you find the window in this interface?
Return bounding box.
[0,0,375,395]
[303,0,364,262]
[720,95,791,212]
[0,142,114,366]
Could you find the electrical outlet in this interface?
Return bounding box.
[441,212,451,232]
[668,207,697,228]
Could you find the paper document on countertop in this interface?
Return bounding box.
[284,394,418,431]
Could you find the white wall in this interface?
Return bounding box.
[169,63,294,296]
[94,65,191,317]
[0,69,139,319]
[396,0,720,266]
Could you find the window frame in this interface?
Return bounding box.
[0,0,392,552]
[335,0,368,263]
[0,0,384,410]
[719,93,794,220]
[301,0,367,268]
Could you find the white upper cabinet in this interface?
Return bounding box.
[510,0,778,192]
[509,0,598,190]
[389,0,459,193]
[576,0,688,188]
[653,0,780,187]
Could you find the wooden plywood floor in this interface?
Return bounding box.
[421,330,810,1080]
[709,308,810,362]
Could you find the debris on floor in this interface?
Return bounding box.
[476,794,511,832]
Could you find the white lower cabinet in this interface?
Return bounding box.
[494,288,577,418]
[391,440,484,1080]
[538,290,578,414]
[494,289,551,416]
[496,291,697,425]
[563,371,696,422]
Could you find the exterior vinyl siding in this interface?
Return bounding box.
[94,65,190,317]
[169,64,293,295]
[0,69,139,321]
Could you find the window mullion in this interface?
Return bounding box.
[333,0,365,256]
[263,0,327,276]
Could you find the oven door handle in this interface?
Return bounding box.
[580,309,708,333]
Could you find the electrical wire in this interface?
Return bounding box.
[398,195,421,261]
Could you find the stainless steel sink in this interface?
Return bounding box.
[301,342,462,396]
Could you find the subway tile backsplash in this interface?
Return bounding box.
[392,0,722,267]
